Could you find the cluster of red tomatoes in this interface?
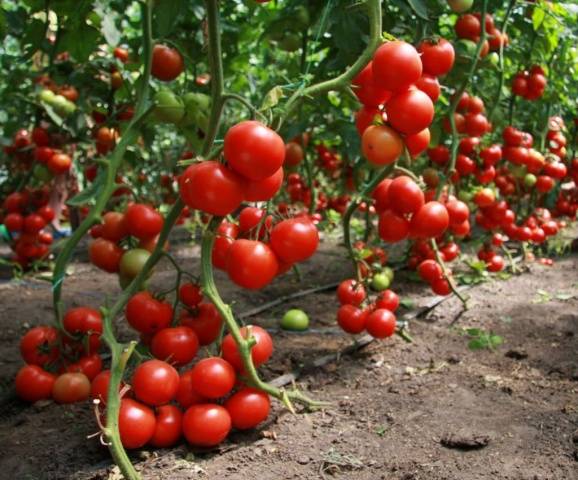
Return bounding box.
[353,38,453,165]
[2,190,55,267]
[511,65,548,101]
[212,208,319,290]
[15,307,103,404]
[444,91,492,139]
[88,203,165,286]
[335,278,398,339]
[416,259,456,295]
[373,175,450,244]
[455,12,509,57]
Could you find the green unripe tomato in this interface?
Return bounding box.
[455,39,477,63]
[61,100,77,116]
[51,94,69,112]
[524,173,537,187]
[371,272,391,292]
[458,190,473,202]
[382,266,394,283]
[38,89,56,104]
[486,52,499,68]
[119,248,151,279]
[281,309,310,331]
[448,0,473,13]
[154,90,185,124]
[33,164,52,183]
[180,92,211,128]
[279,33,301,52]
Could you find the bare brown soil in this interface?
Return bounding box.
[0,239,577,480]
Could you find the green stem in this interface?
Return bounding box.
[276,0,382,130]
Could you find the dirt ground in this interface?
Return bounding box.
[0,237,577,480]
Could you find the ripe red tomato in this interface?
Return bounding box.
[100,212,128,242]
[190,357,236,399]
[415,75,441,102]
[63,307,103,353]
[37,205,55,222]
[386,89,434,135]
[175,369,207,408]
[225,388,270,430]
[372,178,392,212]
[124,204,164,240]
[223,121,285,181]
[405,128,431,157]
[410,202,450,238]
[418,38,455,76]
[90,370,126,404]
[182,404,231,447]
[132,359,179,406]
[244,167,284,202]
[125,291,172,335]
[378,210,410,242]
[337,305,367,334]
[473,188,495,207]
[212,221,239,270]
[375,290,400,312]
[180,303,223,346]
[361,125,404,166]
[66,353,103,380]
[150,405,183,448]
[487,254,505,272]
[52,372,91,404]
[388,176,424,215]
[372,41,422,92]
[150,326,199,366]
[47,153,72,174]
[269,218,319,264]
[352,62,392,106]
[179,282,203,308]
[20,325,59,366]
[89,238,124,273]
[151,44,184,81]
[446,199,470,225]
[4,213,24,232]
[464,113,489,137]
[285,142,304,167]
[23,214,46,233]
[536,175,554,193]
[337,279,366,306]
[15,365,56,402]
[221,325,273,371]
[226,239,278,290]
[118,398,156,449]
[431,278,451,296]
[455,14,481,40]
[179,161,244,216]
[114,46,129,63]
[417,259,443,283]
[365,309,396,338]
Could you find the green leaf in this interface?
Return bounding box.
[260,86,284,111]
[21,18,45,57]
[465,328,482,337]
[532,5,546,30]
[400,298,415,309]
[489,335,504,348]
[468,338,487,350]
[59,23,100,62]
[406,0,428,20]
[153,0,185,37]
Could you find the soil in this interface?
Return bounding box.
[0,238,577,480]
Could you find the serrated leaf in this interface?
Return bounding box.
[468,339,487,350]
[406,0,428,20]
[68,169,106,207]
[260,86,284,111]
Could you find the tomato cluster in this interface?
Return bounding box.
[511,65,548,100]
[88,203,165,285]
[16,307,104,404]
[454,12,509,58]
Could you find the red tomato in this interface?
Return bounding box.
[132,360,179,406]
[405,128,431,157]
[66,353,103,380]
[375,290,400,312]
[352,62,392,106]
[20,325,59,366]
[417,259,443,283]
[100,212,128,242]
[386,89,434,135]
[190,357,236,399]
[23,214,46,234]
[431,278,452,296]
[15,365,56,402]
[415,75,441,102]
[446,199,470,225]
[90,370,126,404]
[124,204,164,240]
[269,218,319,264]
[37,205,55,222]
[150,405,182,448]
[63,307,103,353]
[89,238,124,273]
[387,176,424,215]
[378,210,410,242]
[118,399,156,449]
[361,125,404,166]
[47,153,72,174]
[410,202,450,238]
[179,161,244,216]
[225,388,270,430]
[285,142,304,167]
[180,303,223,346]
[418,38,455,76]
[337,279,366,306]
[175,369,207,408]
[125,291,173,335]
[151,44,184,81]
[226,240,278,289]
[223,121,285,181]
[182,404,231,447]
[52,372,91,404]
[179,282,203,308]
[151,326,199,366]
[464,113,489,137]
[337,305,367,334]
[455,14,481,40]
[113,46,129,63]
[4,213,24,232]
[372,41,422,92]
[372,178,392,212]
[244,167,284,202]
[365,309,396,338]
[221,325,273,371]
